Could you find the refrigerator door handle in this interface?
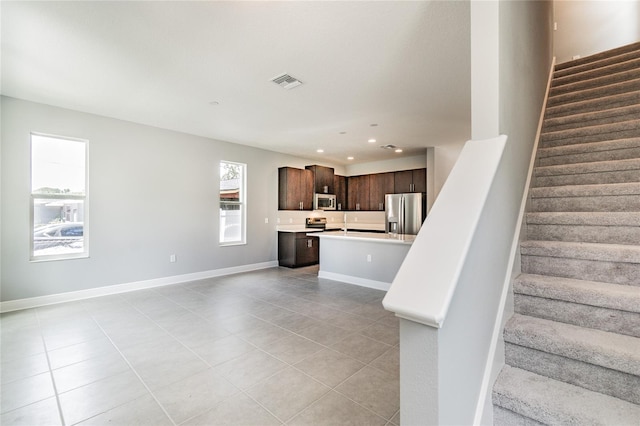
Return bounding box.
[399,196,404,234]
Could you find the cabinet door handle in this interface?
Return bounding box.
[356,203,360,211]
[307,239,312,248]
[379,203,383,210]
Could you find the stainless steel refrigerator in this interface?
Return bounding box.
[385,193,425,235]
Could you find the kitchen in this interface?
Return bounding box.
[277,163,427,290]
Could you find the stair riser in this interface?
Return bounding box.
[545,93,640,119]
[533,169,640,187]
[555,47,640,76]
[514,294,640,337]
[553,58,640,88]
[493,406,545,426]
[543,110,640,133]
[550,70,640,97]
[505,343,640,405]
[521,255,640,286]
[547,80,640,108]
[540,128,640,148]
[538,147,640,166]
[526,223,640,245]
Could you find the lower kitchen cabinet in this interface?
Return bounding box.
[278,232,319,267]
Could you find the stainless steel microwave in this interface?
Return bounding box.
[314,193,336,210]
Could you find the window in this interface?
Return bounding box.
[31,133,88,261]
[219,161,246,245]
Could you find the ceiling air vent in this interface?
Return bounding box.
[271,73,303,90]
[381,144,397,150]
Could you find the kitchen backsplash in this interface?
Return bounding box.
[277,210,385,229]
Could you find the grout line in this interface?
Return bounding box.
[89,318,178,426]
[33,308,67,426]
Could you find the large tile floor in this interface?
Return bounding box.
[0,266,400,425]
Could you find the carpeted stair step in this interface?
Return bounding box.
[520,240,640,285]
[493,405,544,426]
[545,91,640,119]
[554,41,640,75]
[550,68,640,97]
[547,77,640,108]
[493,366,640,425]
[540,119,640,148]
[513,273,640,337]
[529,182,640,212]
[526,211,640,244]
[537,137,640,167]
[542,103,640,133]
[502,314,640,404]
[533,158,640,187]
[553,56,640,88]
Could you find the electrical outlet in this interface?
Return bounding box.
[354,217,358,222]
[169,254,176,263]
[289,218,293,223]
[264,218,269,224]
[366,254,372,262]
[277,218,280,223]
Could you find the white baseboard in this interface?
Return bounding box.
[318,271,391,291]
[0,261,279,313]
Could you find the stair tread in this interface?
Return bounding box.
[543,103,640,128]
[541,118,640,142]
[520,240,640,263]
[550,68,640,96]
[547,77,640,106]
[493,365,640,425]
[530,181,640,197]
[504,314,640,375]
[526,211,640,226]
[538,137,640,158]
[546,91,640,118]
[514,273,640,314]
[553,56,640,88]
[535,158,640,177]
[555,43,640,74]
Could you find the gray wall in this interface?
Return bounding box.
[0,96,328,301]
[554,0,640,64]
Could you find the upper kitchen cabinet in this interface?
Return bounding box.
[278,167,314,210]
[305,165,334,194]
[368,172,395,211]
[347,175,370,211]
[334,174,347,211]
[394,168,426,193]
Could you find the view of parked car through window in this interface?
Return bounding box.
[31,133,88,260]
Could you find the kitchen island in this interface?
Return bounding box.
[313,231,415,291]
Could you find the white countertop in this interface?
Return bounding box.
[277,226,324,233]
[313,231,415,245]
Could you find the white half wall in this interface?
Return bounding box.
[554,0,640,64]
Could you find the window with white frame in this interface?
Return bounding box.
[31,133,88,261]
[219,161,246,245]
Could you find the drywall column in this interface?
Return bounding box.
[471,0,500,140]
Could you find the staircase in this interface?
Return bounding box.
[492,42,640,424]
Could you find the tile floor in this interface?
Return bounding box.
[0,266,400,425]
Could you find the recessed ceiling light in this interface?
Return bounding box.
[316,149,324,153]
[368,139,376,143]
[395,149,403,153]
[370,124,378,127]
[347,156,354,160]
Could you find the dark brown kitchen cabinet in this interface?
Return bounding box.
[305,165,334,194]
[278,232,319,267]
[278,167,313,210]
[368,172,395,211]
[394,168,426,193]
[334,174,347,211]
[347,175,370,211]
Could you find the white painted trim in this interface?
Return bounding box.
[318,271,390,291]
[472,57,556,425]
[0,261,278,313]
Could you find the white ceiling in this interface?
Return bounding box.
[1,1,471,166]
